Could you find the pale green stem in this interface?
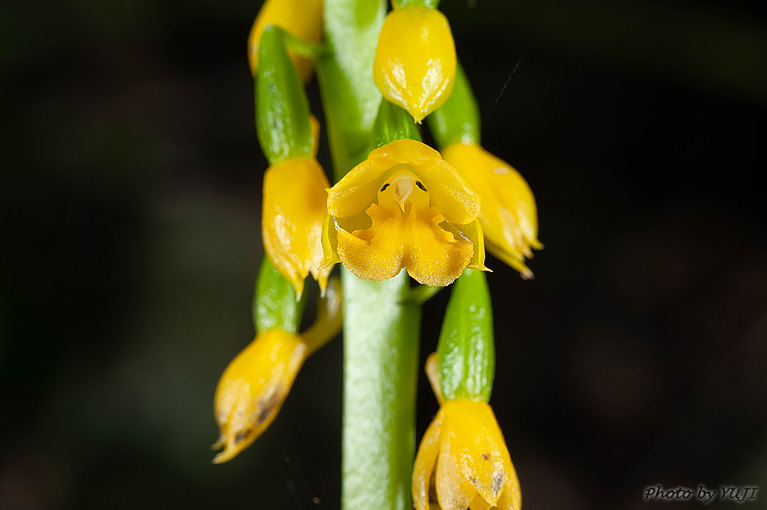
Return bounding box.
[317,1,422,509]
[318,0,385,176]
[341,274,420,510]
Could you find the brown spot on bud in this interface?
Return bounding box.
[234,428,253,445]
[256,387,283,426]
[492,471,506,495]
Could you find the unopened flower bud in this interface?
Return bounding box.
[443,144,542,278]
[262,157,331,297]
[213,330,307,464]
[373,6,456,123]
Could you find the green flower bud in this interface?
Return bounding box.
[436,268,495,402]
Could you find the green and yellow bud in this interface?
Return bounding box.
[413,398,522,510]
[213,277,342,463]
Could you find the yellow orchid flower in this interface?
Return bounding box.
[442,143,542,278]
[412,399,522,510]
[212,330,306,464]
[262,156,332,297]
[213,278,342,463]
[247,0,323,82]
[373,5,456,123]
[322,139,486,287]
[414,353,521,510]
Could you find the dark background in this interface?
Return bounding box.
[2,0,766,509]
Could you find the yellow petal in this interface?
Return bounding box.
[495,169,540,251]
[469,493,493,510]
[443,143,541,275]
[326,156,394,219]
[370,136,443,163]
[413,407,444,510]
[320,212,342,272]
[335,204,405,282]
[436,423,477,510]
[485,241,533,280]
[262,158,330,297]
[328,139,480,225]
[451,219,489,272]
[213,330,307,463]
[405,208,474,286]
[247,0,323,82]
[496,460,523,510]
[439,400,514,507]
[374,6,456,122]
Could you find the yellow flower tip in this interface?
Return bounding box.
[262,157,330,298]
[442,143,542,277]
[322,139,484,286]
[212,330,308,464]
[413,400,521,510]
[373,6,456,122]
[247,0,323,82]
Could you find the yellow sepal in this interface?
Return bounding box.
[247,0,323,82]
[413,400,522,510]
[326,139,479,225]
[262,157,331,297]
[443,143,542,278]
[373,6,456,122]
[323,139,485,286]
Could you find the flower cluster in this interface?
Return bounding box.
[213,1,540,509]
